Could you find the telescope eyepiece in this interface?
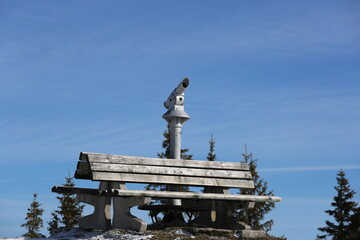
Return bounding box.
[164,78,190,109]
[181,78,189,88]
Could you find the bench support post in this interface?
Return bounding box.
[194,200,252,230]
[111,182,151,232]
[194,187,257,231]
[76,182,111,230]
[113,196,151,232]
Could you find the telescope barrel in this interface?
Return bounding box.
[174,78,189,95]
[164,78,190,109]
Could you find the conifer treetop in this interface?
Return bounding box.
[236,145,275,232]
[207,134,216,161]
[48,174,84,235]
[318,169,358,239]
[21,193,45,238]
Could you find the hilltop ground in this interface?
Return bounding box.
[0,228,286,240]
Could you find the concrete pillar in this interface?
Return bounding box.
[76,194,111,230]
[194,187,256,231]
[76,182,111,230]
[111,182,151,232]
[112,196,151,232]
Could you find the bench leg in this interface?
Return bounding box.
[193,187,259,231]
[193,200,252,230]
[194,200,266,237]
[112,196,151,232]
[76,193,111,230]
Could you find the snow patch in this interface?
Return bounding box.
[174,229,193,236]
[0,239,26,240]
[1,228,154,240]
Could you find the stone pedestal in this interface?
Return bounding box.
[113,196,151,232]
[193,187,256,232]
[111,182,151,232]
[76,182,151,232]
[76,182,111,230]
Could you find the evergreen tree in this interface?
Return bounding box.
[47,212,60,235]
[157,126,171,160]
[349,206,360,240]
[318,169,358,239]
[236,145,276,232]
[206,134,216,161]
[21,193,45,238]
[48,174,84,234]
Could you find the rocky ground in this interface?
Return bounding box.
[0,228,286,240]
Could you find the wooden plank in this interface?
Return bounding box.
[77,161,89,170]
[74,161,91,179]
[74,169,92,179]
[91,172,255,189]
[80,152,249,170]
[52,186,99,195]
[89,162,252,179]
[101,189,282,202]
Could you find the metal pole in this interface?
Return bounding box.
[168,119,182,206]
[169,118,182,160]
[163,78,190,206]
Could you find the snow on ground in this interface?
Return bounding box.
[0,228,195,240]
[0,228,154,240]
[0,238,26,240]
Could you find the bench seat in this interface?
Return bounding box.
[53,186,282,202]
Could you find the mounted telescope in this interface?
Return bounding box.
[164,78,190,110]
[162,78,191,206]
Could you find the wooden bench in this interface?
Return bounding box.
[52,152,281,235]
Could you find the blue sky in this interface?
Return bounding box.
[1,1,359,239]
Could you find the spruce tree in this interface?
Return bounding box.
[236,145,276,232]
[202,134,217,196]
[21,193,45,238]
[48,174,84,234]
[318,169,358,239]
[47,212,60,235]
[206,134,216,161]
[349,206,360,240]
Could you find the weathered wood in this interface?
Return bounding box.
[91,172,255,189]
[76,152,254,189]
[101,189,282,202]
[137,204,209,212]
[77,161,90,170]
[75,169,91,179]
[52,186,282,203]
[89,162,252,179]
[52,186,99,195]
[80,152,249,170]
[75,161,91,179]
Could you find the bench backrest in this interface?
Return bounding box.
[76,152,255,190]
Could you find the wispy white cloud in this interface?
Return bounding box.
[259,165,360,172]
[123,2,360,56]
[281,197,331,206]
[0,116,157,148]
[0,198,29,207]
[0,177,63,183]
